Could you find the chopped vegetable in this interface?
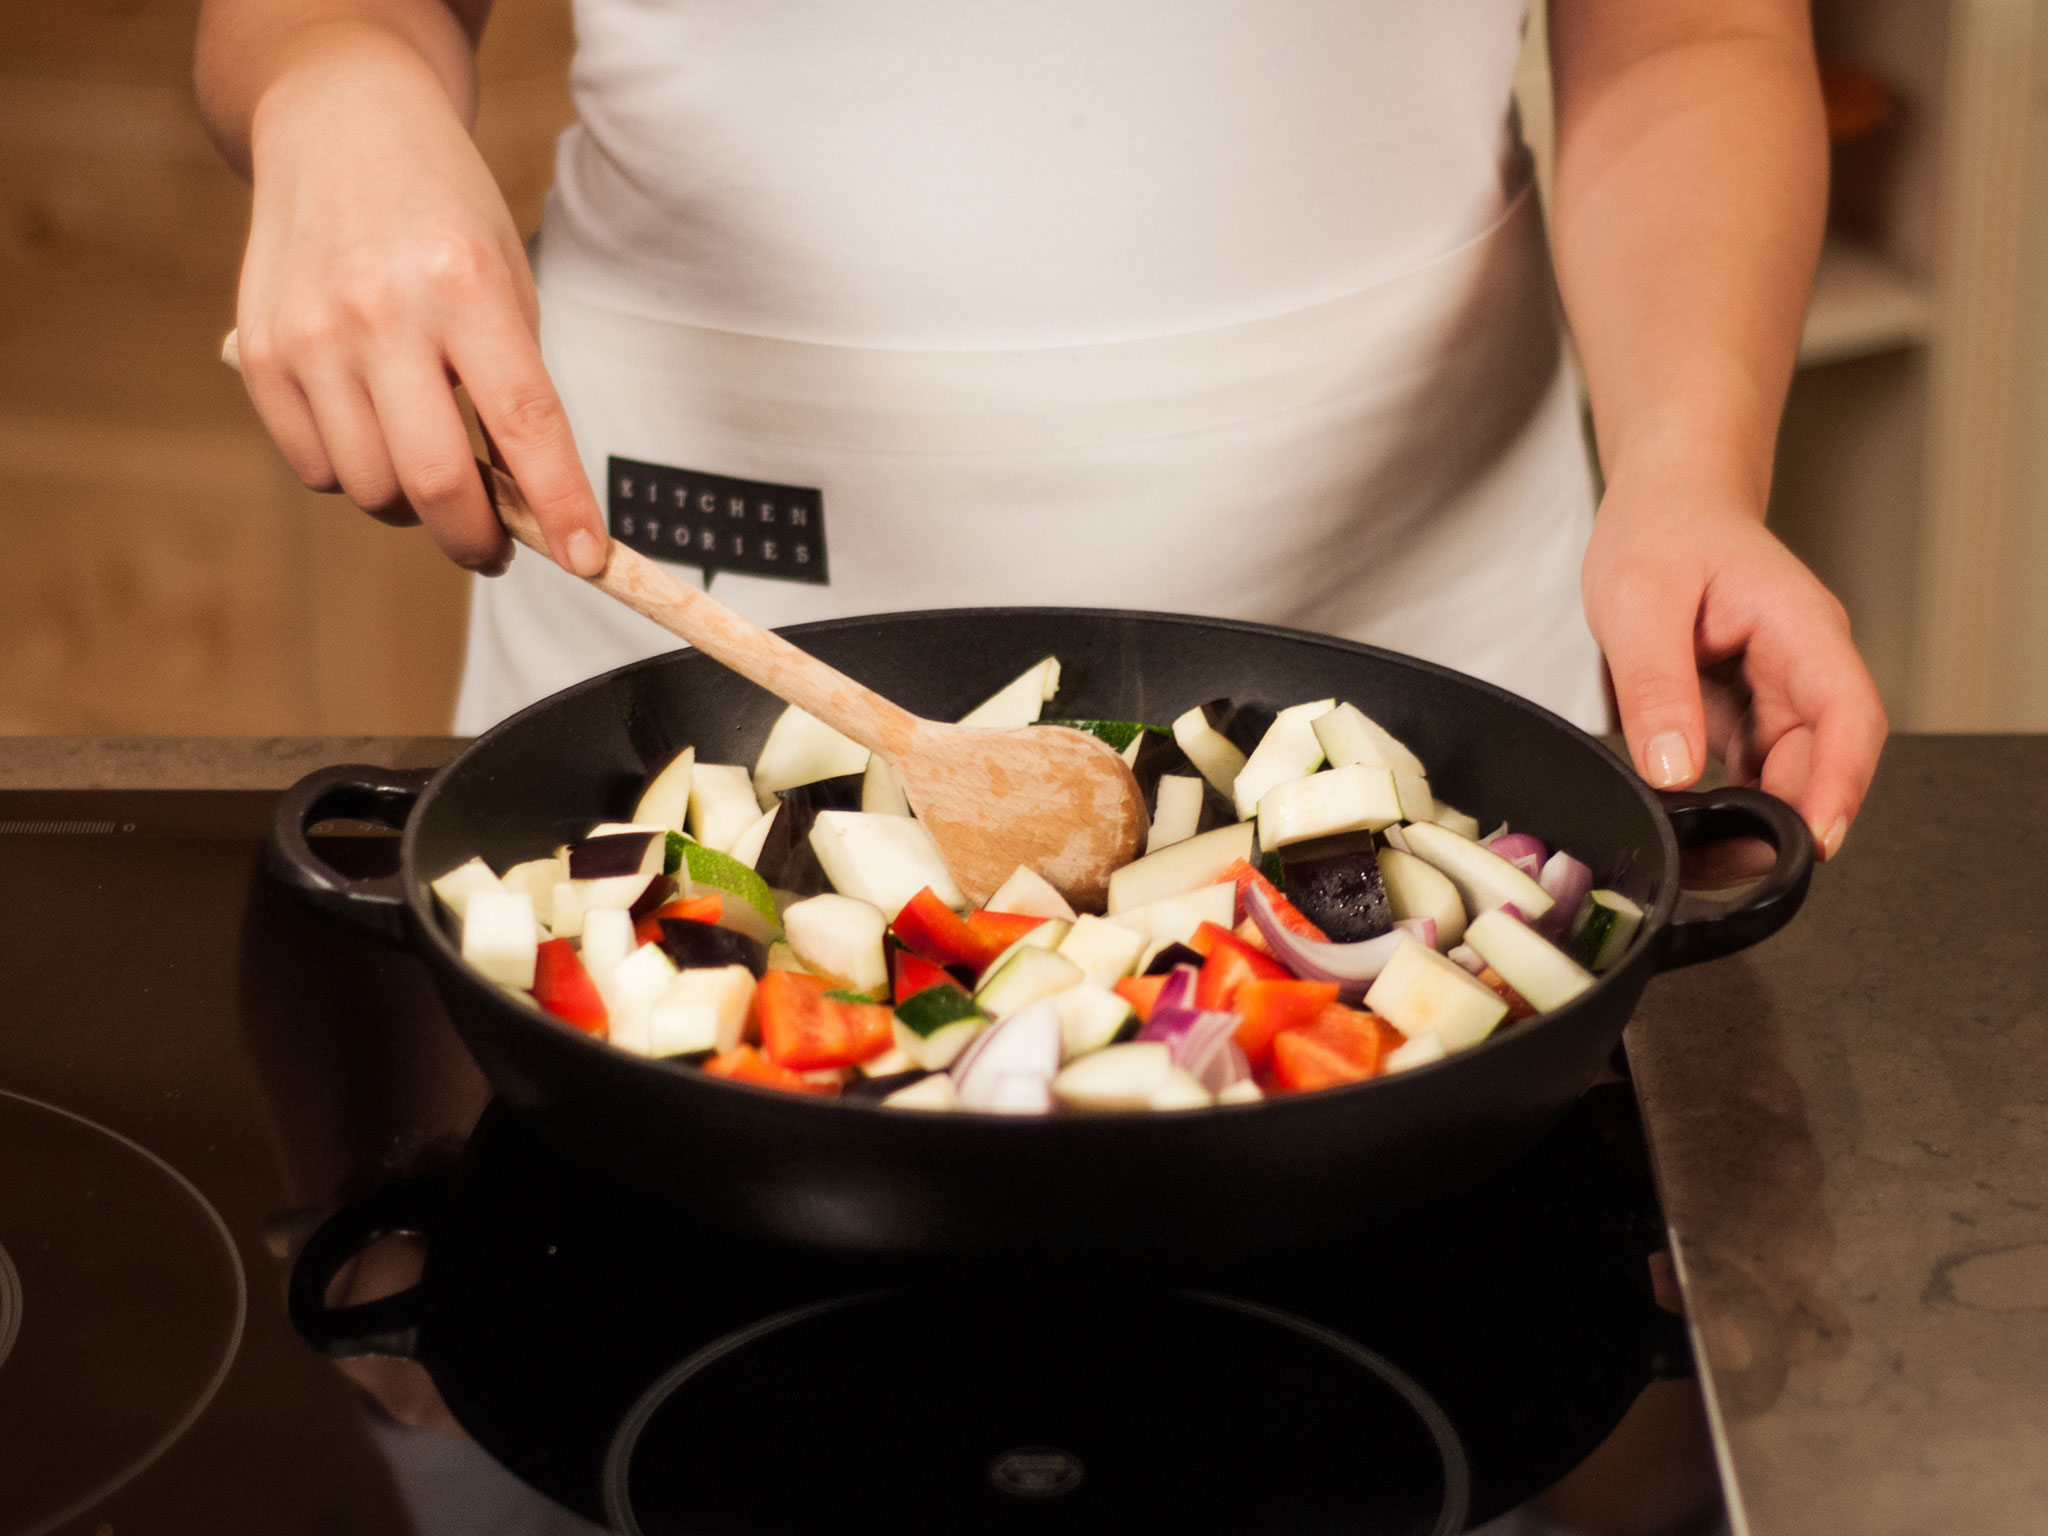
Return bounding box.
[687,764,762,853]
[752,705,870,810]
[1270,1005,1401,1092]
[757,971,894,1071]
[958,657,1060,728]
[635,892,723,947]
[1256,764,1402,849]
[783,893,890,998]
[1464,908,1595,1012]
[980,865,1078,922]
[461,888,538,989]
[1376,847,1466,949]
[809,810,964,918]
[1114,973,1169,1024]
[533,938,607,1034]
[1362,937,1509,1050]
[676,841,783,944]
[1232,978,1340,1070]
[1571,889,1644,971]
[1188,922,1290,1012]
[1231,699,1335,820]
[1106,822,1257,915]
[647,965,755,1056]
[432,856,503,924]
[1398,820,1554,924]
[704,1043,838,1094]
[891,947,954,1002]
[1277,833,1393,944]
[631,746,695,832]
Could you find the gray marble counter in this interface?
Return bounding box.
[3,732,2039,1533]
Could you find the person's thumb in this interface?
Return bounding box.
[1590,570,1708,791]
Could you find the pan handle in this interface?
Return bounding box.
[268,764,437,945]
[288,1174,445,1359]
[1652,787,1814,970]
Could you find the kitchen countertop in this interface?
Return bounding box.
[4,733,2041,1534]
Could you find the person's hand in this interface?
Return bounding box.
[1581,470,1887,860]
[232,37,605,577]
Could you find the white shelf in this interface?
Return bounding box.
[1798,239,1933,368]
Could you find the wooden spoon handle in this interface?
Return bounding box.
[480,463,924,757]
[219,329,923,758]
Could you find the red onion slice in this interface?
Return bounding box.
[1193,1038,1253,1095]
[1482,831,1546,878]
[1535,850,1594,939]
[1244,883,1410,1002]
[1394,917,1438,948]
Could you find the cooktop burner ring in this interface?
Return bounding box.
[602,1285,1470,1536]
[0,1089,248,1536]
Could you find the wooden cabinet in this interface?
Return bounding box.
[0,0,574,735]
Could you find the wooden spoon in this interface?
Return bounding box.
[221,332,1146,908]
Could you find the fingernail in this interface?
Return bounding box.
[1643,730,1694,788]
[565,527,606,577]
[1817,816,1847,861]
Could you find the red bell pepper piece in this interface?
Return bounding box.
[891,947,954,1003]
[1114,973,1169,1024]
[963,909,1048,967]
[532,938,608,1036]
[1233,978,1340,1070]
[1224,857,1328,942]
[702,1042,838,1095]
[1476,966,1538,1023]
[1269,1005,1402,1093]
[756,971,895,1071]
[890,887,984,970]
[1189,922,1291,1012]
[634,892,723,947]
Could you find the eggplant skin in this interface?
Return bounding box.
[656,918,768,978]
[568,830,660,880]
[1280,833,1393,944]
[752,774,866,896]
[842,1070,930,1101]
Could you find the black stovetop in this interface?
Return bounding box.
[0,789,1688,1536]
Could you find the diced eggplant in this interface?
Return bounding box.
[1170,703,1248,797]
[1052,1040,1175,1110]
[957,657,1061,728]
[1142,940,1206,975]
[631,747,696,832]
[579,907,637,998]
[861,754,912,816]
[725,808,781,871]
[1465,908,1595,1012]
[1383,1031,1448,1073]
[1376,846,1468,948]
[500,856,567,928]
[647,964,755,1056]
[460,888,536,989]
[752,705,871,811]
[1277,832,1392,943]
[974,945,1083,1018]
[1107,883,1236,955]
[809,810,965,918]
[549,871,656,940]
[1146,774,1206,854]
[655,917,768,978]
[1255,765,1402,849]
[1055,913,1149,988]
[628,874,679,924]
[781,893,889,997]
[687,764,762,853]
[1105,821,1255,915]
[982,865,1078,922]
[1570,889,1644,972]
[1363,937,1508,1051]
[602,941,680,1056]
[747,804,828,898]
[1231,699,1336,820]
[977,1072,1056,1114]
[432,856,502,924]
[568,830,665,881]
[881,1073,961,1110]
[1398,820,1554,922]
[1052,984,1138,1059]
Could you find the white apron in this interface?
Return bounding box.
[456,184,1605,735]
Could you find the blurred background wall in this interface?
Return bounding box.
[2,0,2043,737]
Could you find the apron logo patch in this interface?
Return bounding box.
[606,456,828,589]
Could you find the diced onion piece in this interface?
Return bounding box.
[1363,937,1509,1050]
[953,999,1061,1107]
[1383,1031,1448,1073]
[1146,775,1206,854]
[1053,1041,1175,1110]
[687,764,763,853]
[782,893,890,998]
[461,889,536,989]
[1106,822,1256,915]
[1481,831,1547,878]
[1232,700,1336,821]
[631,746,696,832]
[1376,847,1467,948]
[982,865,1078,922]
[752,706,869,811]
[809,810,964,918]
[647,965,755,1057]
[1398,821,1554,922]
[1056,914,1149,988]
[1464,908,1595,1012]
[1170,704,1248,797]
[1535,851,1595,940]
[1243,882,1411,1002]
[883,1073,960,1110]
[432,856,502,924]
[958,657,1060,728]
[1256,764,1402,850]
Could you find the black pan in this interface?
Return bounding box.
[271,608,1809,1275]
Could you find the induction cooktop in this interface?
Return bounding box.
[0,788,1697,1536]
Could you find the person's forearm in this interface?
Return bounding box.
[194,0,488,177]
[1548,0,1826,513]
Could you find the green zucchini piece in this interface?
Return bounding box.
[894,983,988,1038]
